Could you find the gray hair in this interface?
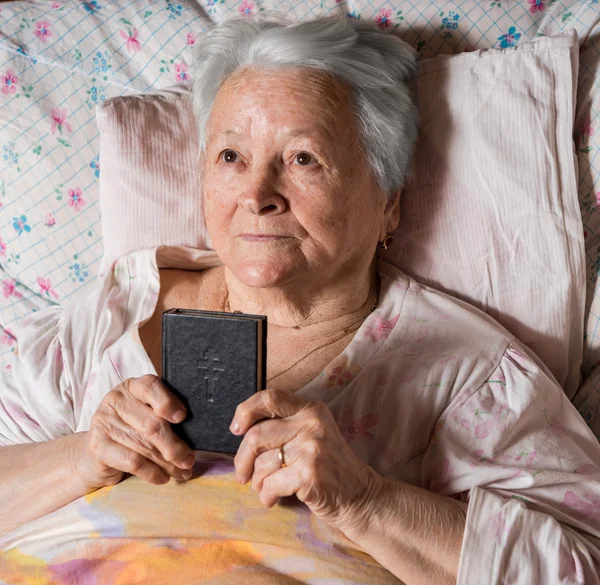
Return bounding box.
[191,14,418,200]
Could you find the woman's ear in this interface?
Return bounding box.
[383,189,402,235]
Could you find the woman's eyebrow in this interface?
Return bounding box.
[216,127,335,143]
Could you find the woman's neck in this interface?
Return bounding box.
[220,261,380,334]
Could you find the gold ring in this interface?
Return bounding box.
[278,445,287,468]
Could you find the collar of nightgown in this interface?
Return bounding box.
[126,245,410,403]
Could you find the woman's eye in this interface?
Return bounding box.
[221,150,238,163]
[294,152,313,166]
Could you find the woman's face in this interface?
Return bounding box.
[202,66,399,289]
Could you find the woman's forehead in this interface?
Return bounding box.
[208,67,356,141]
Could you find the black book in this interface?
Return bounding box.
[162,309,267,454]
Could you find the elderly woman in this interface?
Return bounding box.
[1,15,599,585]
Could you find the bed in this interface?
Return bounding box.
[0,0,599,583]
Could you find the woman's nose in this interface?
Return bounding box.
[237,168,286,217]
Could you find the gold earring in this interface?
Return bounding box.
[377,233,394,250]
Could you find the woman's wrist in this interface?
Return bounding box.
[334,470,395,540]
[338,475,467,585]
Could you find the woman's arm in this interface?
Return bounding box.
[232,344,600,585]
[0,432,91,537]
[341,478,467,585]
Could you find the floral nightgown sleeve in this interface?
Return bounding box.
[423,343,600,585]
[0,307,75,445]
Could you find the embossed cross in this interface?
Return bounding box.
[196,346,224,403]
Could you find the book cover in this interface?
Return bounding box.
[162,309,267,454]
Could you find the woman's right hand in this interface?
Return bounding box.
[71,375,196,490]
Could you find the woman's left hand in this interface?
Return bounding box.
[230,388,384,532]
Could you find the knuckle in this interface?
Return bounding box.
[161,442,181,463]
[103,388,122,407]
[142,416,168,439]
[139,374,158,385]
[121,377,137,394]
[150,380,174,417]
[245,425,262,450]
[305,438,324,460]
[310,401,329,418]
[234,402,248,421]
[263,389,279,413]
[126,451,145,473]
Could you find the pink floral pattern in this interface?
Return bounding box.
[120,28,141,53]
[342,413,378,443]
[174,62,189,82]
[186,32,196,45]
[561,490,600,523]
[50,107,72,134]
[1,69,17,95]
[546,415,566,437]
[3,279,23,299]
[34,20,52,43]
[473,396,512,439]
[528,0,545,12]
[362,314,399,342]
[0,237,6,257]
[326,366,354,388]
[238,0,255,15]
[37,276,59,299]
[68,187,85,212]
[3,399,40,428]
[44,213,56,227]
[376,8,393,28]
[0,328,15,346]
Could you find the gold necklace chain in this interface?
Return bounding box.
[225,284,380,383]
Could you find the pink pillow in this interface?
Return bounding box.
[97,31,584,398]
[96,84,211,270]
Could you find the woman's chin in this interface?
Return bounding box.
[230,259,300,288]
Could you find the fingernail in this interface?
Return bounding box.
[172,410,185,423]
[230,422,240,435]
[183,453,195,467]
[182,469,193,480]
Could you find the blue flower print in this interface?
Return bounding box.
[82,1,101,14]
[2,141,19,170]
[166,1,183,18]
[498,26,521,48]
[90,154,100,178]
[347,10,361,19]
[441,11,460,31]
[68,261,89,283]
[85,85,106,108]
[12,215,31,236]
[92,50,112,73]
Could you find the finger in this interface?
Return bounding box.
[235,418,299,485]
[99,435,172,485]
[96,410,191,482]
[108,386,195,470]
[125,375,187,424]
[231,388,311,435]
[104,415,194,481]
[259,466,300,508]
[250,447,284,493]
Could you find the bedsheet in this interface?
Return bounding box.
[0,454,403,585]
[0,1,598,377]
